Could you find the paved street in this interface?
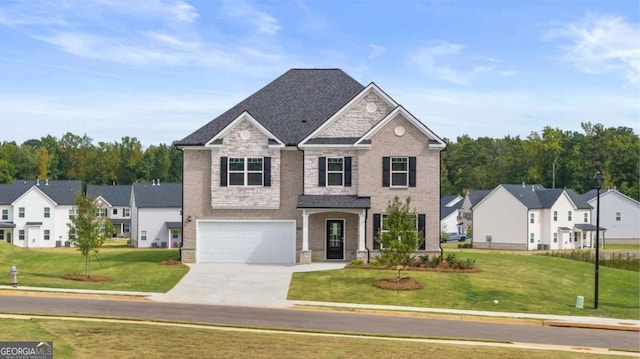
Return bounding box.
[0,294,638,351]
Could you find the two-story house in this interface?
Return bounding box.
[130,181,182,249]
[458,189,491,238]
[473,184,593,250]
[176,69,446,264]
[0,179,81,248]
[440,194,463,238]
[582,188,639,242]
[87,184,132,238]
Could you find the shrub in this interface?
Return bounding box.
[458,243,473,249]
[350,259,364,266]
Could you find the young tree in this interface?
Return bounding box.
[377,196,422,269]
[68,193,116,277]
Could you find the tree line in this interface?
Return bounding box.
[0,133,182,186]
[0,122,637,200]
[441,122,639,200]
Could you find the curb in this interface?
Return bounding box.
[0,289,152,302]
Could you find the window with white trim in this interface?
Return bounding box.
[553,211,557,221]
[19,230,25,241]
[529,233,534,243]
[124,208,130,217]
[44,229,50,240]
[391,157,408,187]
[567,211,572,221]
[583,213,588,223]
[44,207,50,218]
[113,208,118,216]
[373,213,423,250]
[229,157,263,186]
[0,230,4,241]
[615,212,621,221]
[19,207,25,218]
[553,233,557,243]
[69,208,75,219]
[1,209,7,220]
[530,213,534,224]
[327,158,344,186]
[123,223,130,233]
[141,230,147,241]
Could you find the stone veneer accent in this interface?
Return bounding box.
[318,92,393,138]
[304,149,358,195]
[210,119,281,209]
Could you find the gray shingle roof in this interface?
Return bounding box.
[440,195,463,220]
[0,180,81,205]
[297,195,371,209]
[132,182,182,208]
[87,185,131,206]
[502,184,591,209]
[177,69,365,146]
[467,190,491,207]
[305,137,370,145]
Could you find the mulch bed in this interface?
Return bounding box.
[373,277,423,290]
[160,259,182,265]
[345,263,480,273]
[63,274,113,282]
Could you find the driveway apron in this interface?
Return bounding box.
[151,263,344,308]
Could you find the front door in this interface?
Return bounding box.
[326,219,344,260]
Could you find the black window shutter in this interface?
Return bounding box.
[263,157,271,187]
[418,213,426,250]
[373,213,381,250]
[318,157,326,187]
[409,157,417,187]
[344,157,352,187]
[382,157,390,187]
[220,157,228,187]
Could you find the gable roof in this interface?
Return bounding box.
[132,182,182,208]
[177,69,365,147]
[355,105,446,149]
[499,184,591,209]
[582,188,640,206]
[466,189,491,207]
[87,185,132,207]
[440,195,463,220]
[0,179,81,205]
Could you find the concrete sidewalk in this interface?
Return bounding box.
[1,259,638,333]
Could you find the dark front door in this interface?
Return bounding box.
[326,220,344,260]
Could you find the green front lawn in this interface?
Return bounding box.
[0,242,188,292]
[289,252,640,319]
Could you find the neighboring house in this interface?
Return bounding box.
[0,179,81,248]
[440,194,463,237]
[176,69,446,264]
[130,181,182,248]
[87,184,132,238]
[458,189,491,238]
[473,184,594,250]
[582,189,640,241]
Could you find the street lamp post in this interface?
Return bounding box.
[593,171,603,309]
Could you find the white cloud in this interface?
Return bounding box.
[410,42,470,84]
[393,86,640,141]
[223,1,281,35]
[368,44,386,60]
[92,0,199,23]
[545,13,640,84]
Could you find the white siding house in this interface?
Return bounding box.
[473,184,593,250]
[0,179,81,248]
[583,189,640,241]
[440,194,463,237]
[130,181,182,248]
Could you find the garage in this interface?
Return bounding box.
[197,220,296,264]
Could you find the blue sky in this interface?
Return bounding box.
[1,0,638,146]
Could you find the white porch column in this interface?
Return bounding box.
[358,211,366,250]
[302,210,309,251]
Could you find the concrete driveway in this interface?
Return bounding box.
[151,263,344,308]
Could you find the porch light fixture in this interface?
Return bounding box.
[593,171,603,309]
[187,216,192,223]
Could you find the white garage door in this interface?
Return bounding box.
[197,220,296,264]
